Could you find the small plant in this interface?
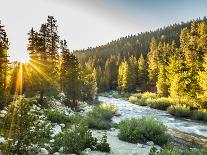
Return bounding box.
[142,92,158,100]
[156,147,207,155]
[52,124,110,154]
[192,109,207,122]
[1,98,52,154]
[118,117,169,145]
[46,109,71,124]
[167,105,191,118]
[128,93,147,106]
[85,103,117,130]
[96,134,110,152]
[148,98,172,110]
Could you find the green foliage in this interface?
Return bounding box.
[167,105,191,118]
[156,65,169,97]
[52,124,110,154]
[45,109,71,124]
[96,134,111,153]
[82,68,98,101]
[155,147,207,155]
[1,98,52,154]
[0,21,9,110]
[142,92,158,100]
[148,98,172,110]
[27,16,60,101]
[118,117,169,145]
[60,45,82,108]
[52,124,91,154]
[192,109,207,121]
[85,103,117,130]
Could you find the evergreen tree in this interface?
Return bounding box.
[118,61,129,92]
[156,65,168,97]
[147,37,159,86]
[199,54,207,98]
[60,42,82,108]
[128,55,138,91]
[82,68,97,101]
[0,20,9,109]
[137,53,147,91]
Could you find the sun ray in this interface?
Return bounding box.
[5,62,23,152]
[28,62,59,88]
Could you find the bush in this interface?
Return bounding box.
[192,109,207,122]
[118,117,169,145]
[52,124,110,154]
[96,134,110,153]
[167,105,191,118]
[46,109,71,124]
[128,93,147,106]
[148,98,172,110]
[85,103,117,130]
[154,147,207,155]
[1,98,52,154]
[142,92,158,100]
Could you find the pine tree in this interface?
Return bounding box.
[156,65,168,97]
[60,42,82,108]
[82,68,97,101]
[128,55,138,92]
[118,61,129,92]
[199,54,207,98]
[147,37,159,86]
[0,20,9,109]
[137,53,147,91]
[46,16,59,62]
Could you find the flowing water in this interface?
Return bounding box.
[99,96,207,139]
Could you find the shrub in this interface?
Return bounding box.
[96,134,110,153]
[129,93,147,106]
[118,117,169,145]
[52,124,91,154]
[155,147,207,155]
[85,103,117,130]
[1,98,52,154]
[128,96,138,103]
[148,98,172,110]
[167,105,191,118]
[46,109,71,124]
[192,109,207,122]
[52,124,110,154]
[142,92,158,100]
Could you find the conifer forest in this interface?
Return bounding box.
[0,0,207,154]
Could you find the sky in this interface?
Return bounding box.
[0,0,207,62]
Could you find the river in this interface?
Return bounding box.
[99,96,207,139]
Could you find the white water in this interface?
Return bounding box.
[99,96,207,138]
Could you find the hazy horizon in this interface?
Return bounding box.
[0,0,207,61]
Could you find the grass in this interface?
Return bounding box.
[118,117,169,145]
[148,98,172,110]
[167,105,192,118]
[85,103,117,130]
[150,146,207,155]
[129,93,172,110]
[129,92,207,121]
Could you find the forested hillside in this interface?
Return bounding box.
[74,17,207,92]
